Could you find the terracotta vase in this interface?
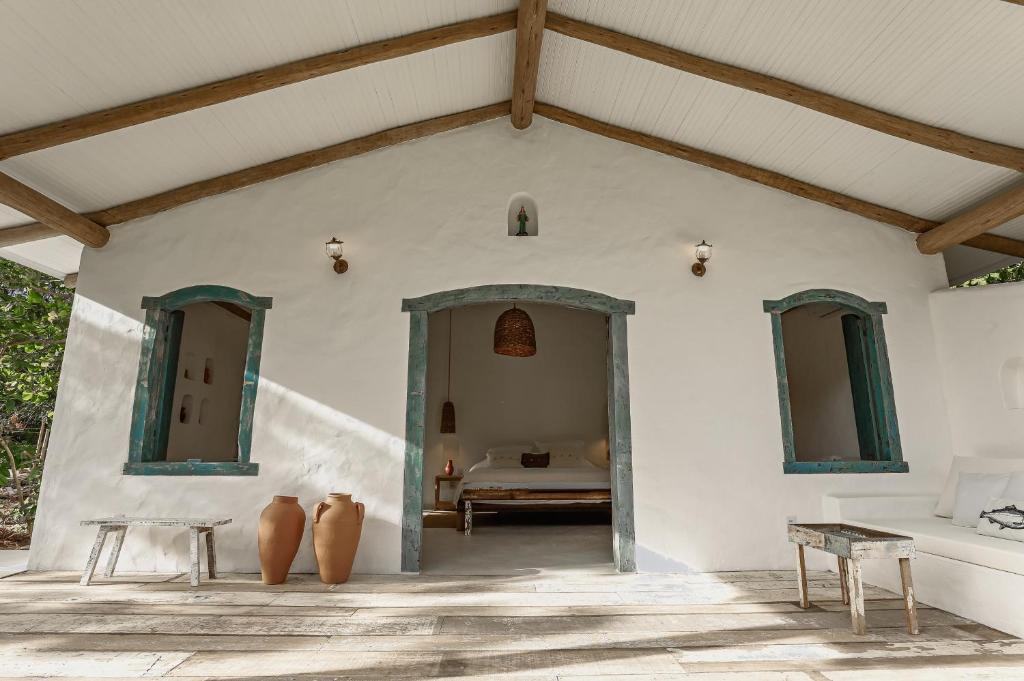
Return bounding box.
[444,459,454,476]
[312,492,364,584]
[258,495,305,585]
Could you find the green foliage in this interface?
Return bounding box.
[957,261,1024,288]
[0,259,73,432]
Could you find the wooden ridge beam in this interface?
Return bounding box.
[916,183,1024,254]
[534,103,1024,258]
[0,172,109,248]
[546,13,1024,172]
[0,12,517,160]
[511,0,548,129]
[0,103,511,245]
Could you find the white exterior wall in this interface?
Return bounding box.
[30,117,954,574]
[930,282,1024,462]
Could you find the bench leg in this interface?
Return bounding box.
[838,556,850,605]
[188,527,201,587]
[81,526,111,586]
[103,526,128,577]
[795,544,810,609]
[899,557,919,635]
[203,528,218,579]
[847,558,866,635]
[464,501,473,536]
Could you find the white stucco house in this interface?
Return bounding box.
[2,0,1024,650]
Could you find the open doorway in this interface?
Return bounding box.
[400,285,636,574]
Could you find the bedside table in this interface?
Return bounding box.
[434,474,463,511]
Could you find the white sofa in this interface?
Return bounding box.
[823,493,1024,638]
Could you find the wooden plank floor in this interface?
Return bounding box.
[0,569,1021,679]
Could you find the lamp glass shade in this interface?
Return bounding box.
[326,238,344,258]
[695,240,712,262]
[494,307,537,357]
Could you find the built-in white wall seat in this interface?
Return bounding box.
[823,492,1024,638]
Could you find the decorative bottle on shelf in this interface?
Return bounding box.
[312,492,364,584]
[257,496,305,585]
[444,459,455,476]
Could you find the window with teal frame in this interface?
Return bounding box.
[763,289,907,474]
[124,285,271,476]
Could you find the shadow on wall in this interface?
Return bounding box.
[30,294,404,574]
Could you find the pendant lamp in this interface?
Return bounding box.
[494,304,537,357]
[440,309,456,433]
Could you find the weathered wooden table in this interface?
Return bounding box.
[80,517,231,587]
[788,522,918,635]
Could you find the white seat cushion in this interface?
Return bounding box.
[848,516,1024,576]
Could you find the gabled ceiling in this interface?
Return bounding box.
[1,0,1022,283]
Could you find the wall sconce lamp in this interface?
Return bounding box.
[325,237,348,274]
[692,240,713,277]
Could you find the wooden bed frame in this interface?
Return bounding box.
[457,488,611,534]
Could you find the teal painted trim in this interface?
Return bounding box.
[237,308,267,465]
[763,289,886,316]
[784,461,908,474]
[401,311,428,573]
[402,284,636,315]
[764,288,905,475]
[607,313,637,573]
[123,461,259,476]
[842,314,882,461]
[152,310,184,460]
[127,309,162,464]
[400,284,637,573]
[126,285,271,475]
[142,285,272,312]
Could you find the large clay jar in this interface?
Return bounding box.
[312,492,364,584]
[258,496,306,585]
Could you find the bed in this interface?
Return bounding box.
[455,441,612,534]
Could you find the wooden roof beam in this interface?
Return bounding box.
[0,12,516,160]
[511,0,548,129]
[534,103,1024,258]
[546,13,1024,172]
[916,183,1024,254]
[0,172,108,248]
[0,103,511,245]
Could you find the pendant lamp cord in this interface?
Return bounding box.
[447,309,453,401]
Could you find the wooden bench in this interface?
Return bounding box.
[80,517,231,587]
[788,522,918,635]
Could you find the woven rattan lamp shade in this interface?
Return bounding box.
[494,306,536,357]
[440,400,456,433]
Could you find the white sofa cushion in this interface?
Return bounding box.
[849,516,1024,576]
[1004,472,1024,500]
[951,473,1010,527]
[934,456,1024,518]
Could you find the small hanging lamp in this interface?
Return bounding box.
[440,309,456,433]
[494,304,537,357]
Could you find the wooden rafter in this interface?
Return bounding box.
[510,0,548,129]
[916,184,1024,254]
[0,12,516,160]
[0,103,511,246]
[534,103,1024,258]
[0,172,109,248]
[546,13,1024,172]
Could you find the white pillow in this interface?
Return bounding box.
[536,440,587,468]
[485,445,531,468]
[951,473,1010,527]
[977,497,1024,542]
[1003,471,1024,500]
[934,456,1024,518]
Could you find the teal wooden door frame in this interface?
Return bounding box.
[400,284,637,573]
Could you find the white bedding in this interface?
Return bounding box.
[456,463,611,505]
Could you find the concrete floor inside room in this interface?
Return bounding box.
[420,511,614,575]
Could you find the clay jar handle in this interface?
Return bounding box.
[314,501,329,524]
[356,502,365,522]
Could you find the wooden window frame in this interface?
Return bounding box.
[763,289,907,475]
[124,285,271,476]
